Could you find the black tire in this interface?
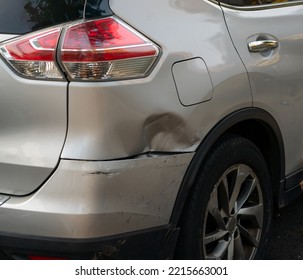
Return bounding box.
[175,135,273,260]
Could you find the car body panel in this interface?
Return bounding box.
[172,58,214,106]
[0,153,193,238]
[222,3,303,175]
[0,60,67,195]
[0,0,302,259]
[0,0,111,196]
[62,0,252,160]
[0,35,16,43]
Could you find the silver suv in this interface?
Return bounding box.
[0,0,302,260]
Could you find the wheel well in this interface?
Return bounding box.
[224,119,282,205]
[170,109,285,225]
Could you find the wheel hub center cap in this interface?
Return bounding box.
[226,217,237,232]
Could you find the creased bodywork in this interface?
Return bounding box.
[0,153,193,238]
[143,113,199,151]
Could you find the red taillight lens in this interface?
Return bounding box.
[6,30,59,61]
[60,17,160,81]
[0,28,64,79]
[0,17,160,81]
[62,18,156,61]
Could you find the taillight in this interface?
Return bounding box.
[59,17,160,81]
[0,28,64,80]
[0,16,160,81]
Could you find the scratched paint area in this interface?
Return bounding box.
[1,153,194,238]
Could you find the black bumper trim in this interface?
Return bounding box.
[0,225,178,260]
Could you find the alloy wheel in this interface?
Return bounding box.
[202,164,263,260]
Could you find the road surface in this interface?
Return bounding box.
[267,195,303,259]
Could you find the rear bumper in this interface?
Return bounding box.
[0,225,179,260]
[0,152,193,259]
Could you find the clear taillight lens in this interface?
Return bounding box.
[0,28,64,80]
[60,17,160,81]
[0,17,160,81]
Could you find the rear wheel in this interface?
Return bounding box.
[176,135,273,259]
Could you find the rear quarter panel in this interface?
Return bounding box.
[62,0,252,160]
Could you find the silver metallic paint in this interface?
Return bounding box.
[0,60,67,195]
[0,154,193,238]
[0,35,16,42]
[222,4,303,174]
[172,57,214,106]
[2,0,299,243]
[3,0,252,237]
[62,0,251,161]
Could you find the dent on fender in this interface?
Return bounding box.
[143,113,200,152]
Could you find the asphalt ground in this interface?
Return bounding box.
[267,194,303,259]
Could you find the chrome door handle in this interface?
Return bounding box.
[248,40,279,53]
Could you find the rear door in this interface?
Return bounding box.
[221,0,303,177]
[0,0,83,195]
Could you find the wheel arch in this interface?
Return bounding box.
[170,107,285,225]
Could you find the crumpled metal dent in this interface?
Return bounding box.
[143,113,199,151]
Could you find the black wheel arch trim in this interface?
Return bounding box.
[170,107,287,225]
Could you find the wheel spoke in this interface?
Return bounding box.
[238,223,259,248]
[234,233,246,259]
[218,176,230,216]
[227,234,235,259]
[235,178,257,213]
[228,165,251,214]
[204,229,229,245]
[238,204,263,228]
[208,187,226,229]
[205,240,229,260]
